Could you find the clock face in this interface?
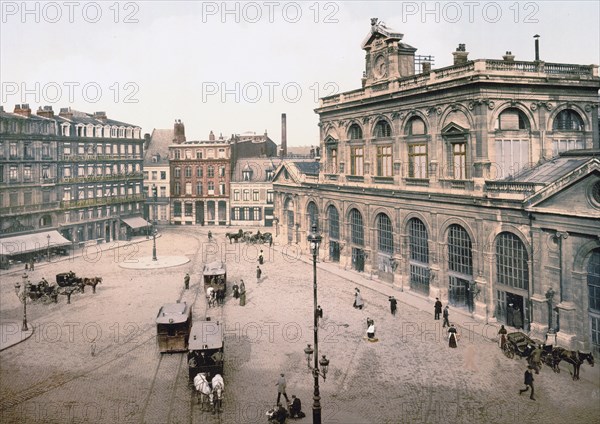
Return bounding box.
[374,55,387,78]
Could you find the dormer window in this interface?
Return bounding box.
[152,155,159,163]
[266,170,273,181]
[243,170,251,181]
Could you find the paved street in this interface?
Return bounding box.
[1,227,599,424]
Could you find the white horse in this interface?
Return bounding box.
[193,372,213,411]
[206,287,216,308]
[211,374,224,413]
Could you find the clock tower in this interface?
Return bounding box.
[362,18,417,87]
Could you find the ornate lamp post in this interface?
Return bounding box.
[15,274,30,331]
[46,233,51,262]
[152,184,158,261]
[305,223,330,424]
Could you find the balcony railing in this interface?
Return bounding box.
[0,201,61,216]
[60,154,143,162]
[60,194,145,209]
[439,179,475,190]
[320,59,597,107]
[60,172,144,184]
[404,178,430,187]
[484,181,544,194]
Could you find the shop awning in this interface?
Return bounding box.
[121,216,150,229]
[0,230,71,256]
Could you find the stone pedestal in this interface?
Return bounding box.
[473,300,488,322]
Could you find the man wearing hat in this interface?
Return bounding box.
[275,373,289,404]
[389,296,397,316]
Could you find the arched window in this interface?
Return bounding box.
[553,109,584,131]
[348,124,363,140]
[495,108,530,130]
[377,213,393,254]
[349,209,364,246]
[374,120,392,138]
[307,201,319,231]
[447,224,473,309]
[328,206,339,240]
[39,215,52,227]
[587,248,600,354]
[409,218,430,294]
[495,232,529,290]
[405,117,427,135]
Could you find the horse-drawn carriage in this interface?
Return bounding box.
[225,229,272,245]
[203,261,226,307]
[27,279,59,303]
[156,302,192,353]
[189,319,225,413]
[502,331,594,379]
[56,272,82,288]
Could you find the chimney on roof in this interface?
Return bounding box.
[209,130,215,141]
[37,105,55,118]
[452,44,469,66]
[173,119,186,144]
[421,61,431,74]
[144,133,151,150]
[93,111,107,121]
[281,113,287,158]
[502,51,515,62]
[14,104,31,117]
[59,107,73,119]
[534,34,540,61]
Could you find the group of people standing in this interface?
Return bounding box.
[434,297,459,348]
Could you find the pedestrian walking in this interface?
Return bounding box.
[232,282,239,299]
[30,260,35,271]
[389,296,397,316]
[442,305,450,328]
[498,325,508,349]
[353,288,364,310]
[434,298,442,320]
[367,322,376,339]
[258,250,264,265]
[448,324,458,348]
[239,280,246,306]
[208,230,212,241]
[184,273,190,290]
[275,373,290,404]
[519,366,535,400]
[316,305,323,320]
[256,265,262,283]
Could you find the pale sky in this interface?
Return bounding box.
[1,1,599,146]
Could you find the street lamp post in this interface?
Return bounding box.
[15,274,30,331]
[152,184,158,261]
[46,234,51,262]
[305,223,329,424]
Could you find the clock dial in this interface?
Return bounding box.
[374,55,387,78]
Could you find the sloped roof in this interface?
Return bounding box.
[504,150,598,184]
[231,157,281,182]
[144,129,174,165]
[294,161,320,176]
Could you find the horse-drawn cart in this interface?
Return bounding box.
[156,302,192,353]
[56,272,81,287]
[502,332,541,359]
[188,319,224,382]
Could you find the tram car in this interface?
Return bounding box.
[188,318,224,381]
[202,261,227,292]
[156,302,193,353]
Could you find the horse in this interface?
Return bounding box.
[211,374,224,414]
[206,287,217,308]
[193,373,213,411]
[225,232,241,244]
[81,277,102,294]
[552,347,595,380]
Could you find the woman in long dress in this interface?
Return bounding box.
[239,280,246,306]
[448,324,458,348]
[354,289,364,310]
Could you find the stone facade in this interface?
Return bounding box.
[273,19,600,353]
[0,104,144,262]
[230,157,280,228]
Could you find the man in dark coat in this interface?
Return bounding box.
[434,298,443,320]
[389,296,397,316]
[184,273,190,290]
[259,250,264,265]
[442,305,450,328]
[289,395,305,418]
[519,366,535,400]
[257,266,262,283]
